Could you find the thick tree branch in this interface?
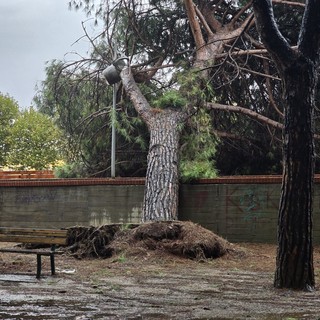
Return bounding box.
[298,0,320,62]
[207,102,283,129]
[214,45,298,59]
[184,0,205,50]
[252,0,297,69]
[208,103,320,139]
[272,0,305,7]
[195,6,214,37]
[120,67,153,124]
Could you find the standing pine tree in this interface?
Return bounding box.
[253,0,320,290]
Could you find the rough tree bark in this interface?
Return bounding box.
[253,0,320,290]
[142,112,183,221]
[120,68,187,221]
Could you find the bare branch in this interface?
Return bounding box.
[81,21,106,61]
[236,64,281,81]
[212,129,254,142]
[230,0,253,28]
[215,47,269,58]
[207,102,283,129]
[263,60,284,117]
[272,0,305,7]
[214,45,298,59]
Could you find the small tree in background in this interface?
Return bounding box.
[6,108,63,170]
[0,93,19,165]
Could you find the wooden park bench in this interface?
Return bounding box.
[0,227,68,279]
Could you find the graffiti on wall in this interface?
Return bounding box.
[226,185,279,224]
[15,190,58,205]
[239,189,265,222]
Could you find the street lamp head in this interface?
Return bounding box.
[103,57,129,85]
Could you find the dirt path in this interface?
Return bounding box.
[1,243,320,319]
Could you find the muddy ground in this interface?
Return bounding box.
[1,242,320,319]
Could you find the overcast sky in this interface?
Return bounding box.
[0,0,93,108]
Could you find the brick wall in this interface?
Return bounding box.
[0,175,319,243]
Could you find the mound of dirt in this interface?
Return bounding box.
[65,221,235,261]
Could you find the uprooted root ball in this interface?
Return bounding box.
[65,221,233,260]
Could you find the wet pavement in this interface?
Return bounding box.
[0,274,101,319]
[2,242,320,320]
[1,268,320,320]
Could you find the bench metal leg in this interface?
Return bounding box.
[50,253,55,275]
[36,254,42,279]
[36,253,56,278]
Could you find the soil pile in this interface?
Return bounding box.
[65,221,234,260]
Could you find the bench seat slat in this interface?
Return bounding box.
[0,227,68,237]
[0,234,67,245]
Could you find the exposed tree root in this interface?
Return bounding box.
[65,221,234,260]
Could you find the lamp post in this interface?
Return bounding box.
[111,83,117,177]
[103,57,128,178]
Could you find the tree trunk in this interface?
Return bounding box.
[143,110,183,222]
[253,0,320,291]
[120,68,186,222]
[274,57,316,290]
